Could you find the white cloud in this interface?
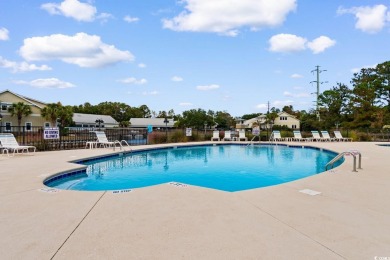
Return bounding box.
[0,27,9,41]
[142,91,159,95]
[291,73,303,78]
[118,77,147,85]
[124,15,139,23]
[41,0,97,22]
[307,36,336,54]
[268,34,307,53]
[138,63,146,68]
[179,102,193,106]
[256,104,267,109]
[269,34,336,54]
[283,91,310,98]
[14,78,75,89]
[351,64,377,73]
[0,56,52,73]
[337,5,388,33]
[171,76,183,82]
[162,0,297,36]
[19,33,134,68]
[196,84,220,91]
[96,13,114,23]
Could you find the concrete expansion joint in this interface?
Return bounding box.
[50,191,107,260]
[236,194,347,260]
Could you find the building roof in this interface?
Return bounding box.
[73,113,118,125]
[130,118,175,128]
[0,89,46,109]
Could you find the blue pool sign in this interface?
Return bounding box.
[43,127,59,139]
[147,125,153,133]
[252,126,260,135]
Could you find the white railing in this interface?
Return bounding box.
[325,151,362,172]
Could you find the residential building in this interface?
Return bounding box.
[0,89,48,130]
[0,90,119,131]
[73,113,118,128]
[237,112,300,130]
[130,118,175,129]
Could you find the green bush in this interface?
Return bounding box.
[170,130,187,143]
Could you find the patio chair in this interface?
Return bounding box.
[238,130,248,141]
[270,130,284,142]
[292,130,307,142]
[223,131,232,141]
[211,131,220,141]
[310,131,323,142]
[92,131,130,150]
[334,131,352,142]
[0,133,36,156]
[320,131,335,142]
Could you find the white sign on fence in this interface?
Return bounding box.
[186,128,192,136]
[252,126,260,135]
[44,127,60,139]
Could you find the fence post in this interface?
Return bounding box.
[22,126,25,144]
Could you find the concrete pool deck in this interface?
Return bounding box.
[0,141,389,259]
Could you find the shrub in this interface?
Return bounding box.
[148,132,167,144]
[170,130,187,143]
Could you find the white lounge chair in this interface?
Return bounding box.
[310,131,323,142]
[320,131,335,142]
[0,133,36,156]
[334,131,352,142]
[292,130,307,142]
[270,130,284,141]
[238,130,247,141]
[211,131,220,141]
[92,131,130,150]
[223,131,232,141]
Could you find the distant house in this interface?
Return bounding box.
[237,112,300,130]
[130,118,175,129]
[73,113,119,128]
[0,89,49,130]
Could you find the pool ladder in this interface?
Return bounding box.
[325,151,362,172]
[113,140,132,152]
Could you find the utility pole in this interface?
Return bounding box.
[267,101,270,115]
[311,65,327,121]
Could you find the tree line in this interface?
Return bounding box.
[6,61,389,130]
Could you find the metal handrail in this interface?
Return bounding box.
[112,140,132,151]
[325,151,362,172]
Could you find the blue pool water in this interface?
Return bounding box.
[45,144,341,192]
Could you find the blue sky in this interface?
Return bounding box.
[0,0,389,117]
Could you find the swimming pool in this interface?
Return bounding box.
[45,144,341,192]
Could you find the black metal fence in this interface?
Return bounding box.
[0,126,148,151]
[1,126,389,152]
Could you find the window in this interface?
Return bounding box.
[280,116,287,120]
[25,122,32,131]
[44,122,51,128]
[292,125,297,129]
[5,122,11,131]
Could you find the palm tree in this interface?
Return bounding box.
[41,103,74,128]
[8,102,32,127]
[41,103,61,127]
[57,105,74,127]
